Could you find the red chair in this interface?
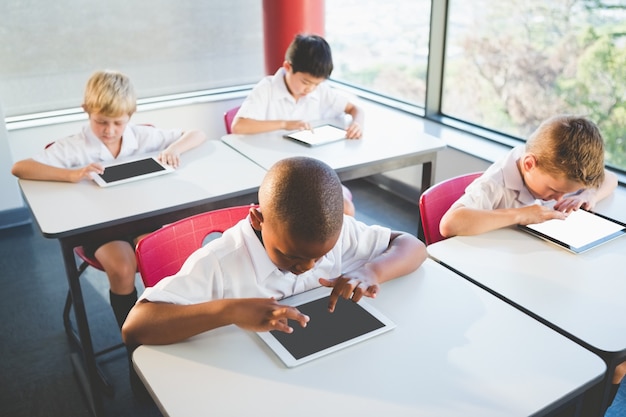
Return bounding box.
[418,172,482,245]
[136,205,254,287]
[223,106,241,134]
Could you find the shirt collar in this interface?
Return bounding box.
[270,67,321,105]
[503,146,537,205]
[85,124,139,162]
[241,219,283,283]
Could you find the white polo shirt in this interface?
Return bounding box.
[138,215,391,304]
[455,146,538,210]
[235,68,349,122]
[34,124,183,168]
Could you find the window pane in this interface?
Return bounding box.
[0,0,264,117]
[325,0,431,106]
[442,0,626,171]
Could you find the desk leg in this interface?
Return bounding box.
[59,240,104,417]
[417,161,434,242]
[420,161,433,194]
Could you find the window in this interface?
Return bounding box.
[3,0,624,173]
[442,0,626,171]
[325,0,432,107]
[0,0,264,117]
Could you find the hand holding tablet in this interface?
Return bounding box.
[90,156,174,187]
[257,287,395,367]
[519,208,626,253]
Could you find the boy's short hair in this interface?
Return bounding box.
[83,70,137,117]
[526,115,605,188]
[260,157,344,242]
[285,34,334,79]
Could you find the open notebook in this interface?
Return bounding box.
[257,287,395,367]
[519,209,626,253]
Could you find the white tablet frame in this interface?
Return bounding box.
[518,209,626,253]
[283,124,347,147]
[90,156,174,187]
[256,286,396,368]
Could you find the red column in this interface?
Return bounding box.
[262,0,325,75]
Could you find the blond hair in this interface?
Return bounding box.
[526,115,605,188]
[82,70,136,117]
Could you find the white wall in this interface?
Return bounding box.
[0,105,23,212]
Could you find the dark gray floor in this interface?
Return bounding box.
[1,178,624,417]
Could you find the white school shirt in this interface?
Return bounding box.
[235,67,349,122]
[455,145,538,210]
[33,124,183,168]
[139,215,391,304]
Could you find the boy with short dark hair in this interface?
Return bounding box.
[231,34,364,139]
[122,156,427,346]
[231,34,363,216]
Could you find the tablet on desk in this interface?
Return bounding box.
[257,287,396,368]
[519,209,626,253]
[283,124,347,147]
[91,156,174,187]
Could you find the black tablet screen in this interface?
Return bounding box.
[270,296,385,360]
[99,158,165,183]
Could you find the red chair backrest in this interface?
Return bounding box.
[418,172,482,245]
[136,205,254,287]
[223,106,241,134]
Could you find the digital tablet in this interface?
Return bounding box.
[257,287,396,368]
[90,156,174,187]
[518,209,626,254]
[283,124,347,147]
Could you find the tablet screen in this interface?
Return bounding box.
[99,157,166,183]
[271,296,385,360]
[519,209,626,253]
[257,289,395,367]
[91,157,174,187]
[283,124,347,147]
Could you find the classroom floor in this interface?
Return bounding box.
[1,178,624,417]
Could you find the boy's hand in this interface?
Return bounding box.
[319,272,380,312]
[345,122,362,139]
[517,204,567,225]
[232,298,309,334]
[283,120,311,131]
[554,190,596,212]
[158,150,181,168]
[75,162,104,182]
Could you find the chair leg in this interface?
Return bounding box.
[63,260,89,343]
[63,289,75,341]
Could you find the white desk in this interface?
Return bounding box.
[221,113,446,191]
[133,259,605,417]
[427,191,626,415]
[20,140,265,238]
[18,140,267,417]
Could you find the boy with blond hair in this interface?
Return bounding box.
[439,114,621,411]
[12,70,206,334]
[440,114,618,237]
